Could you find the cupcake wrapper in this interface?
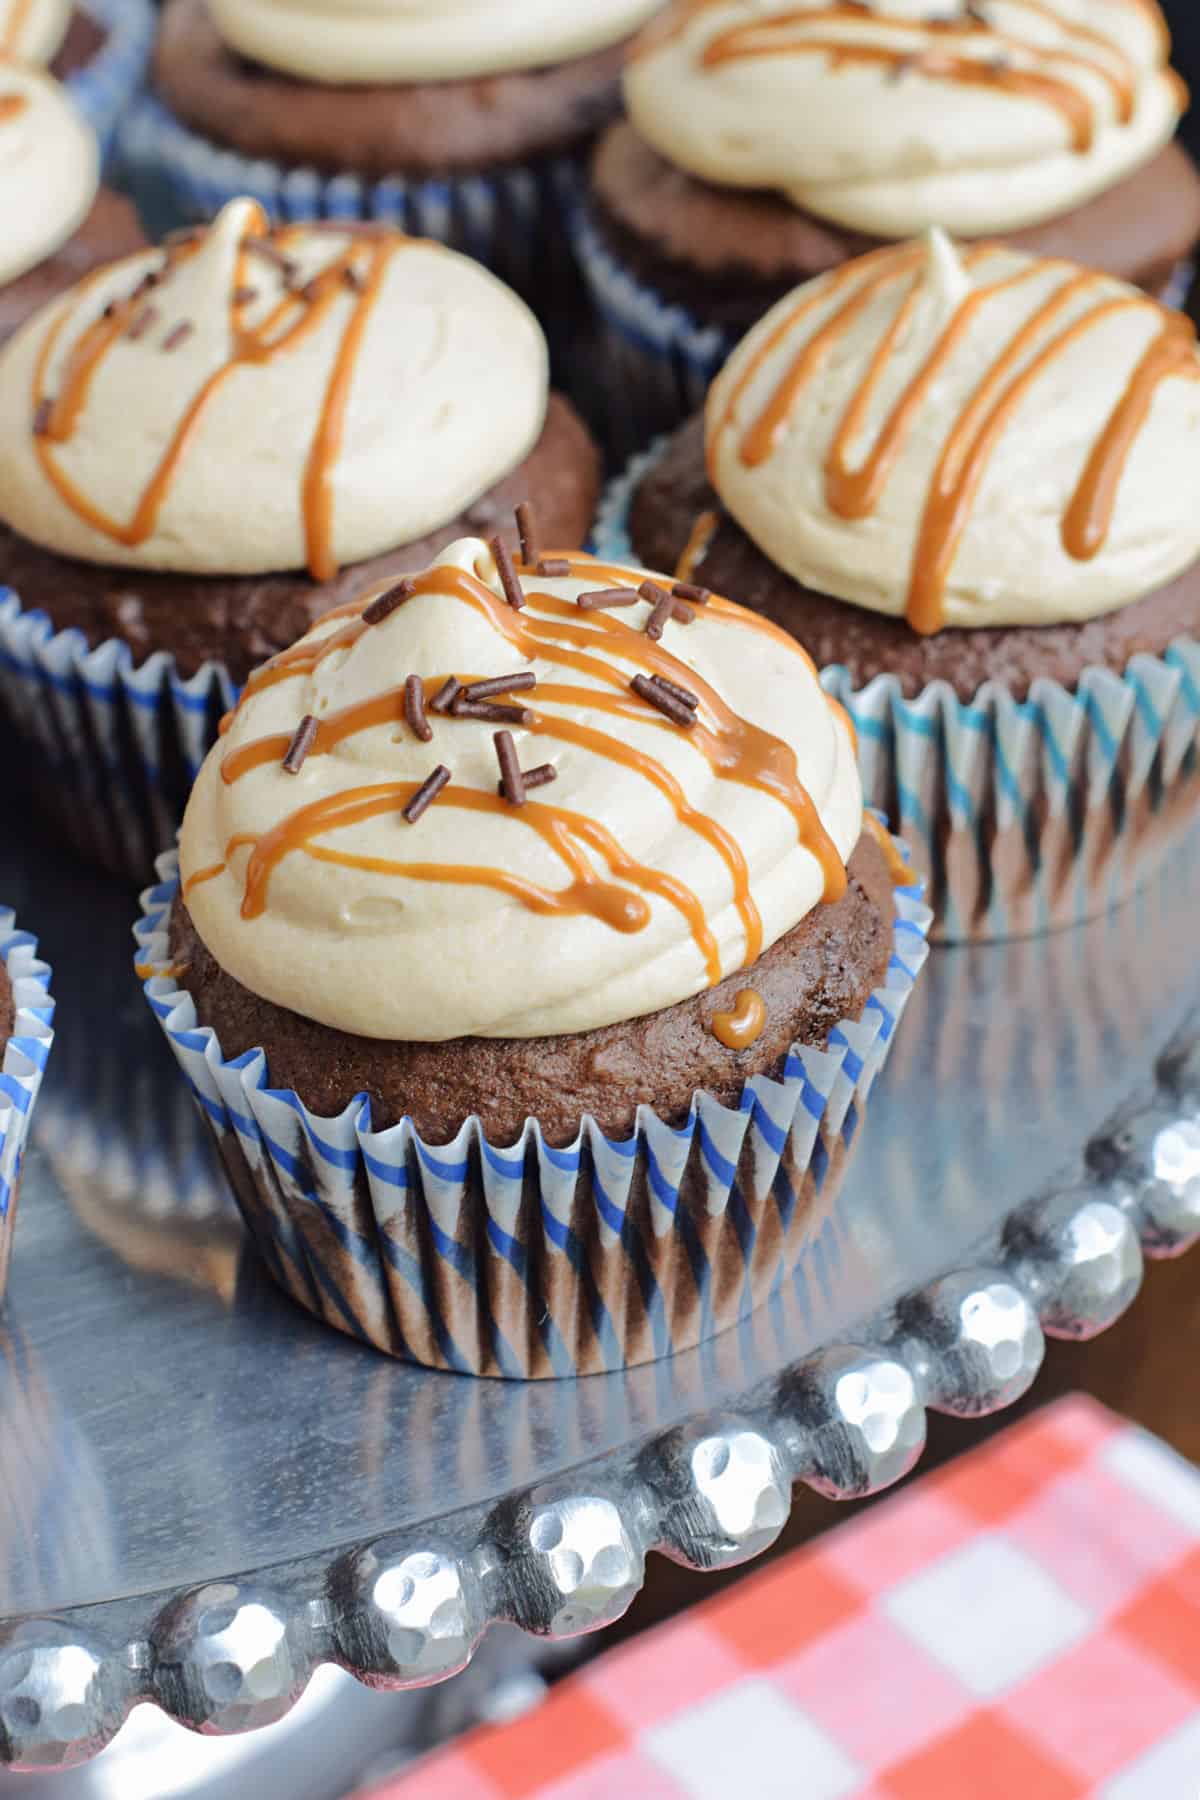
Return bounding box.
[570,204,735,461]
[117,94,587,320]
[135,848,931,1378]
[0,589,235,879]
[66,0,155,165]
[596,442,1200,941]
[0,912,55,1304]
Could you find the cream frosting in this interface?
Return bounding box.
[179,539,863,1040]
[626,0,1184,236]
[706,231,1200,633]
[0,0,70,64]
[0,197,549,576]
[207,0,664,84]
[0,66,96,288]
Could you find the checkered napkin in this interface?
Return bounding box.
[355,1399,1200,1800]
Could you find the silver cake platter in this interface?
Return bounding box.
[1,774,1198,1773]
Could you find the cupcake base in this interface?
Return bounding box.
[136,836,931,1377]
[596,436,1200,942]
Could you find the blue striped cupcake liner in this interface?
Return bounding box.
[0,910,55,1304]
[117,93,587,321]
[134,847,931,1378]
[596,440,1200,941]
[65,0,154,165]
[0,589,235,879]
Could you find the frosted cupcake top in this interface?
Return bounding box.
[0,198,548,577]
[207,0,664,84]
[626,0,1184,237]
[0,66,96,287]
[706,231,1200,633]
[0,0,70,64]
[180,531,863,1040]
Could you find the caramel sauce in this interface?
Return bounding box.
[711,989,767,1050]
[182,860,227,899]
[0,94,26,122]
[674,508,720,583]
[211,555,855,984]
[714,244,1200,634]
[0,0,32,53]
[635,0,1169,143]
[29,208,409,582]
[862,810,911,887]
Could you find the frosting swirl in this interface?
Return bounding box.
[706,231,1200,633]
[207,0,663,84]
[0,0,70,64]
[626,0,1184,237]
[0,67,97,288]
[0,198,548,576]
[179,538,863,1040]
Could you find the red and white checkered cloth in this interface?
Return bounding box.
[355,1398,1200,1800]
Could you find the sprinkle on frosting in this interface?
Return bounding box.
[627,0,1184,238]
[0,198,548,579]
[282,714,318,774]
[706,230,1200,633]
[178,529,863,1040]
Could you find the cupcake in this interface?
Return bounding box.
[0,196,600,876]
[4,0,156,160]
[0,63,145,346]
[136,523,930,1375]
[0,906,55,1303]
[601,230,1200,938]
[576,0,1200,448]
[118,0,664,319]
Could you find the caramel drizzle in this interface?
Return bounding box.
[636,0,1175,144]
[862,810,911,887]
[674,508,720,583]
[712,244,1200,633]
[0,0,32,53]
[711,988,767,1050]
[211,554,852,982]
[0,92,24,122]
[30,212,409,583]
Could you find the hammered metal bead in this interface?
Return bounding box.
[329,1542,479,1686]
[900,1272,1043,1415]
[149,1584,307,1735]
[497,1493,643,1638]
[781,1347,926,1500]
[0,1622,120,1770]
[646,1423,790,1570]
[1007,1189,1143,1339]
[1092,1106,1200,1257]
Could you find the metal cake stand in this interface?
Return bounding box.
[2,784,1199,1773]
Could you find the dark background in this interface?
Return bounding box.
[1166,0,1200,152]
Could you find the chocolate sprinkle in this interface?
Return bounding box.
[671,580,711,606]
[32,398,52,437]
[535,557,570,577]
[576,587,640,611]
[515,501,540,567]
[641,584,675,642]
[342,264,366,293]
[429,677,462,715]
[494,730,526,806]
[496,761,557,797]
[462,671,537,702]
[451,699,534,726]
[404,674,433,743]
[630,673,698,729]
[282,713,319,774]
[162,321,194,352]
[362,578,415,626]
[651,673,700,711]
[127,304,159,341]
[232,285,259,305]
[402,764,452,825]
[490,536,525,611]
[246,237,297,284]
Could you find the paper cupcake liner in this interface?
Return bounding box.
[596,441,1200,941]
[570,203,736,461]
[117,94,588,322]
[134,847,931,1378]
[0,588,235,879]
[0,910,55,1304]
[66,0,155,164]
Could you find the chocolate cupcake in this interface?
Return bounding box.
[136,527,930,1375]
[599,230,1200,937]
[0,907,55,1304]
[118,0,663,321]
[0,64,144,347]
[4,0,156,159]
[576,0,1200,449]
[0,196,600,876]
